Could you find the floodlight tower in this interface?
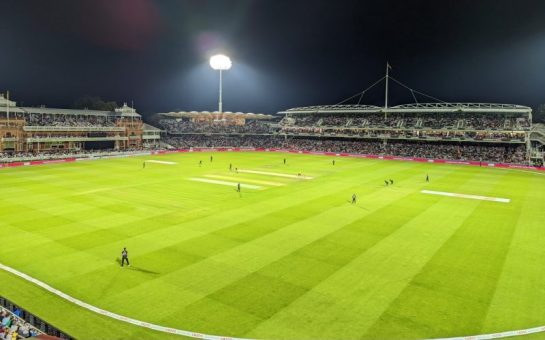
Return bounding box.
[210,54,232,113]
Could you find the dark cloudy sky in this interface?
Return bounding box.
[1,0,545,118]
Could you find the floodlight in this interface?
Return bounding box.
[209,54,232,112]
[210,54,232,71]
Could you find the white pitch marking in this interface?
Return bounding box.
[421,190,510,203]
[238,169,313,179]
[205,174,285,186]
[145,160,177,165]
[188,177,262,190]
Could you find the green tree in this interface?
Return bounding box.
[74,96,118,111]
[534,104,545,123]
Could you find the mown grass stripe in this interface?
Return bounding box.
[156,164,454,334]
[91,164,432,333]
[362,171,523,339]
[481,174,545,332]
[29,159,414,284]
[1,152,544,340]
[199,190,441,336]
[245,169,493,339]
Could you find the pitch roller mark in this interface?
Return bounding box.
[205,174,285,186]
[188,177,262,190]
[238,169,313,179]
[145,160,177,165]
[0,262,543,339]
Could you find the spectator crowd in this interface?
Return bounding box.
[26,114,116,127]
[281,113,531,131]
[163,135,527,164]
[159,119,272,134]
[280,126,526,142]
[0,307,40,339]
[0,147,160,163]
[1,112,534,165]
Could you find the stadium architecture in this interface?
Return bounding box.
[0,93,161,154]
[155,68,545,167]
[2,89,545,166]
[158,102,545,167]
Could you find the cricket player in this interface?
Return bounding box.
[121,247,130,267]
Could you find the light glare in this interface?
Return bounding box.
[210,54,232,70]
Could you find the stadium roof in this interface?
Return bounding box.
[114,103,140,117]
[392,102,532,112]
[279,103,532,115]
[0,94,16,107]
[280,105,383,114]
[159,111,273,119]
[22,107,114,116]
[0,100,141,117]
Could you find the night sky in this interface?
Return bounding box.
[1,0,545,118]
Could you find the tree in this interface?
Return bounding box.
[534,104,545,123]
[74,96,118,111]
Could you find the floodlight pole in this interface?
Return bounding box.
[210,55,231,113]
[218,69,223,113]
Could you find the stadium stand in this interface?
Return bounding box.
[278,103,531,142]
[0,148,161,163]
[2,93,544,166]
[530,123,545,166]
[0,94,161,154]
[164,135,527,164]
[160,119,272,134]
[0,296,71,339]
[159,103,541,165]
[158,111,274,135]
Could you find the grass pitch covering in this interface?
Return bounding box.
[1,152,545,340]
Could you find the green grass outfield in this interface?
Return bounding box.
[1,151,545,340]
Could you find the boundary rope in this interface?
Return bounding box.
[1,149,543,339]
[0,263,251,340]
[2,254,544,339]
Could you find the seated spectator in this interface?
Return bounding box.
[18,323,30,338]
[1,315,11,328]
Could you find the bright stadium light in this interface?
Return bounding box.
[210,54,232,112]
[210,54,232,71]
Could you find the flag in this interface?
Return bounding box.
[387,62,392,70]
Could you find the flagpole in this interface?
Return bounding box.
[385,63,389,110]
[6,90,9,126]
[384,62,390,119]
